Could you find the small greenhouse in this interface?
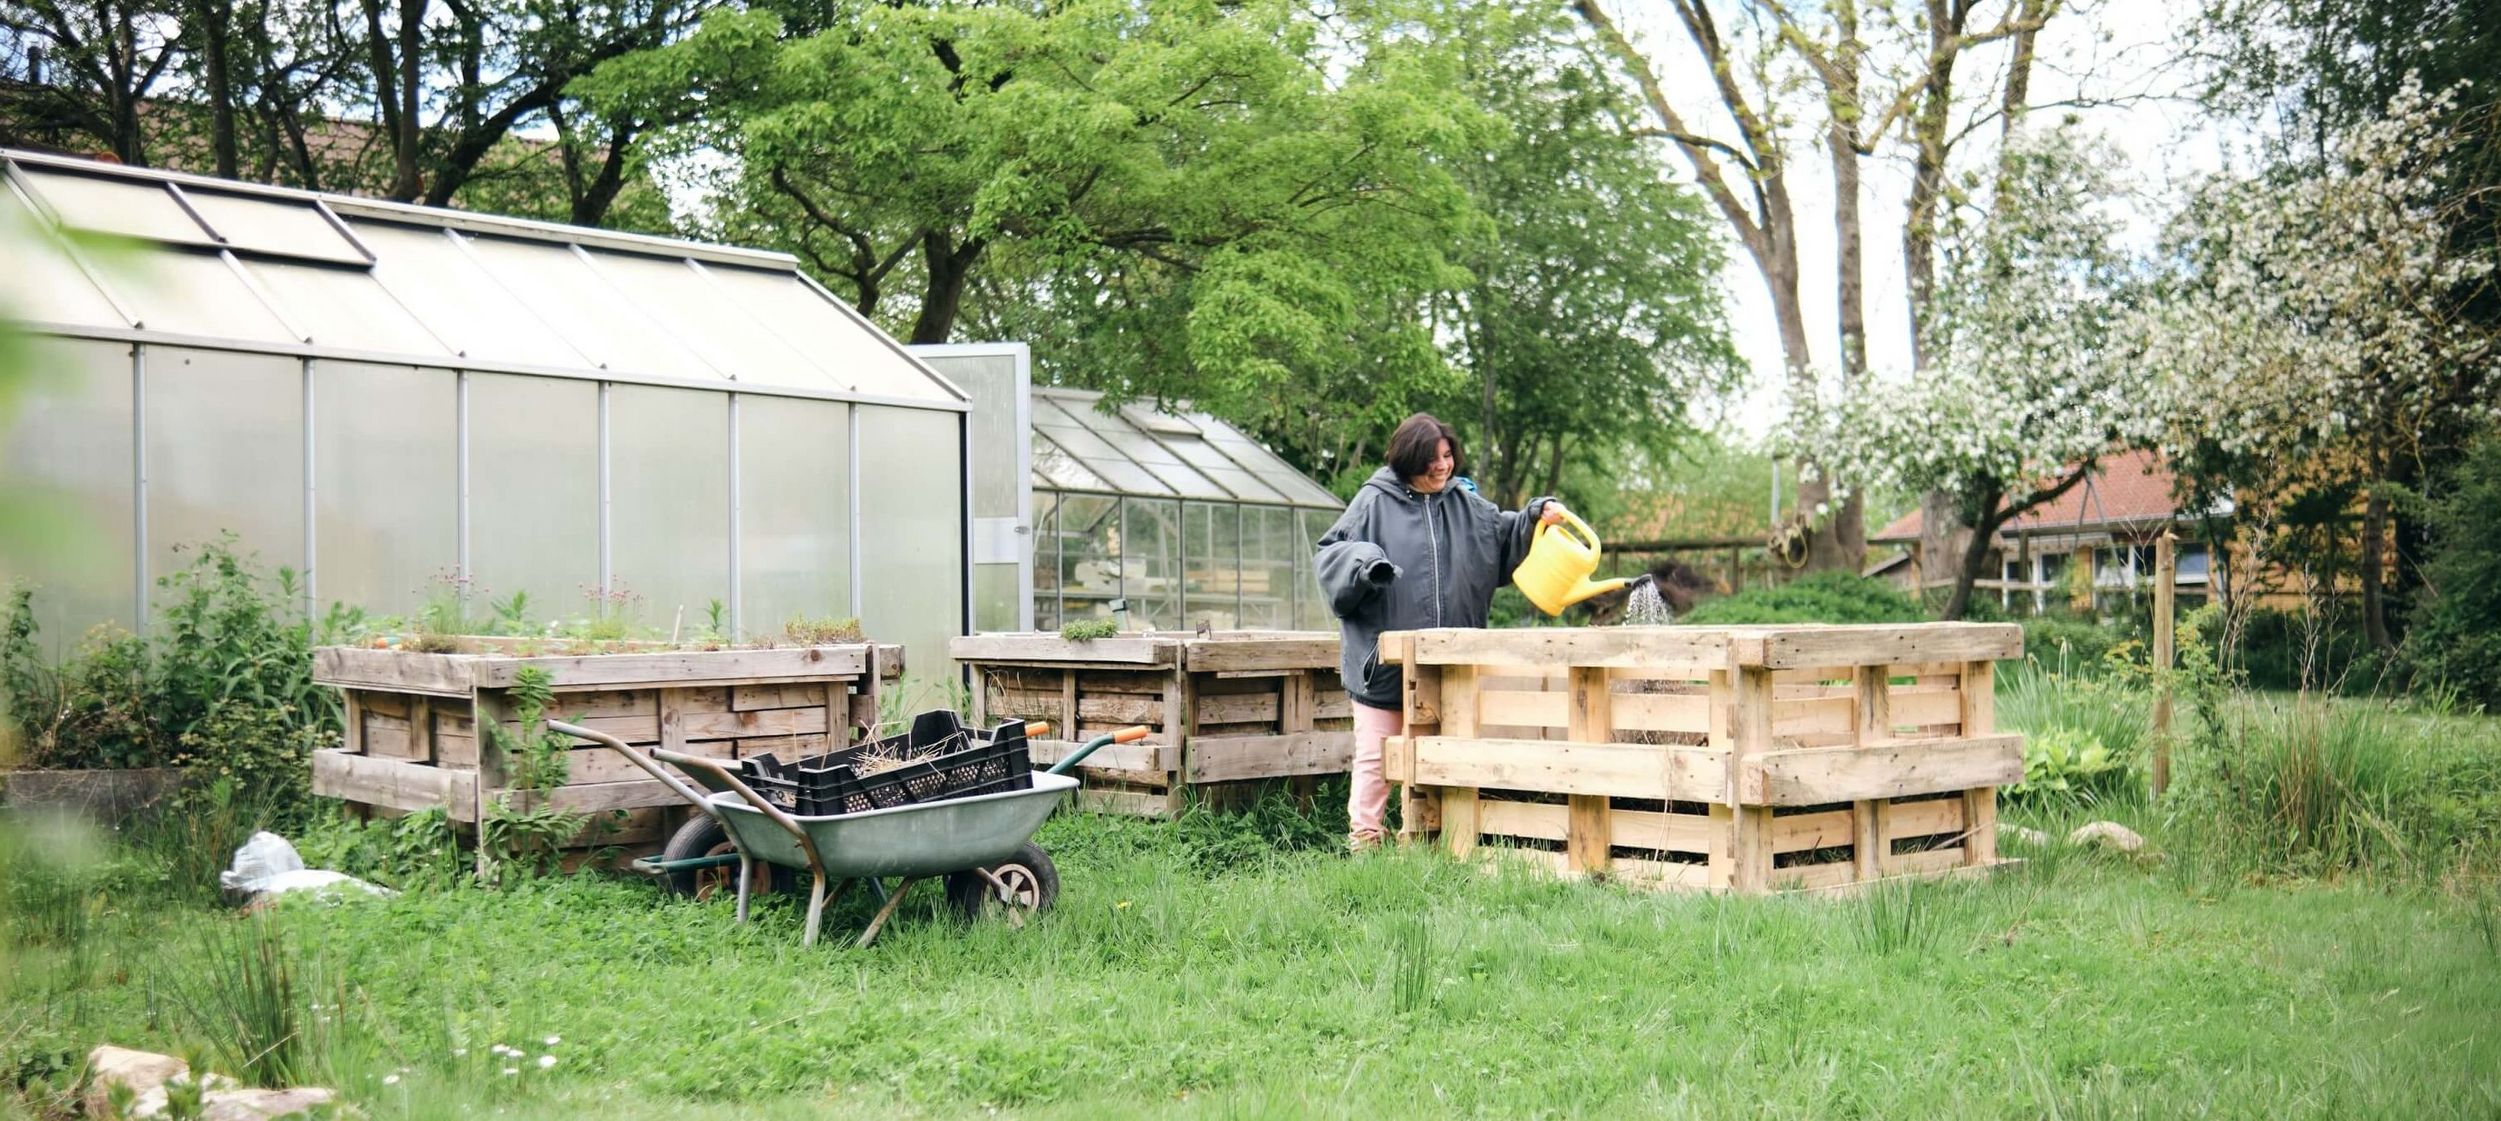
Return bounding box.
[905,342,1343,635]
[0,148,973,673]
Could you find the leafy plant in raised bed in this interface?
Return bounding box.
[477,667,589,884]
[1060,617,1119,641]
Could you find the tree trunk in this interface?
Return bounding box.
[193,0,239,178]
[1942,496,2007,621]
[393,0,424,199]
[2360,488,2392,651]
[910,232,986,344]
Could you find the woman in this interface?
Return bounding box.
[1315,413,1566,850]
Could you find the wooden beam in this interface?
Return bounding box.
[1183,731,1352,782]
[948,634,1175,665]
[1408,737,1728,801]
[1740,735,2025,805]
[1566,666,1613,876]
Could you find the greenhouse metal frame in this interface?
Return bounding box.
[0,148,975,672]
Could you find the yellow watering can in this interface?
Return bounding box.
[1513,508,1635,616]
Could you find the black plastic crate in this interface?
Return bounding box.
[742,712,1035,817]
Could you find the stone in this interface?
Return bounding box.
[2068,820,2147,853]
[83,1046,187,1118]
[1997,823,2053,848]
[199,1086,340,1120]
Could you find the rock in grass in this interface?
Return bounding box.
[1997,823,2053,848]
[2068,821,2147,853]
[197,1085,340,1120]
[84,1046,188,1118]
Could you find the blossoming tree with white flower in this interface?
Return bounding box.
[2133,76,2499,650]
[1791,120,2147,620]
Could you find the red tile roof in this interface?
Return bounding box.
[1873,449,2183,541]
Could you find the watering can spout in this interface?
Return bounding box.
[1512,508,1634,616]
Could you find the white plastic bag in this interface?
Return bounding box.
[220,831,394,901]
[219,831,305,893]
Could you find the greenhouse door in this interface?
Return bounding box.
[908,344,1033,632]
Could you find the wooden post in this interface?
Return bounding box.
[1713,666,1774,892]
[1439,664,1480,858]
[1565,666,1613,877]
[2152,531,2176,798]
[1958,659,1998,866]
[1851,665,1892,881]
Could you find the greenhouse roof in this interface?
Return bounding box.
[0,148,964,409]
[1030,387,1342,509]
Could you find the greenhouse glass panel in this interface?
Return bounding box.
[698,265,957,403]
[143,346,303,591]
[857,406,964,676]
[1031,432,1110,491]
[1237,506,1292,629]
[459,235,720,381]
[349,221,588,368]
[588,253,827,392]
[1039,433,1168,496]
[610,385,729,632]
[0,338,135,649]
[1031,490,1062,630]
[1180,502,1244,630]
[244,259,450,357]
[0,190,125,328]
[467,374,597,619]
[117,249,296,343]
[1199,465,1285,503]
[177,189,364,265]
[1295,508,1335,631]
[739,395,851,635]
[1053,493,1121,621]
[16,168,212,246]
[1124,497,1182,630]
[313,362,456,620]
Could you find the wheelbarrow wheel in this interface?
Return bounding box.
[945,842,1058,924]
[658,815,792,899]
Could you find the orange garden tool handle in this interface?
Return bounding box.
[1046,725,1152,776]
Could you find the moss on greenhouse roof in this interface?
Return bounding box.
[0,148,963,408]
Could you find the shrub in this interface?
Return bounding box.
[1680,571,1926,625]
[2405,436,2501,710]
[2005,725,2128,804]
[2019,614,2137,676]
[2235,607,2377,695]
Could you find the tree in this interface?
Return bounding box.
[2135,77,2501,650]
[1573,0,2064,573]
[0,0,184,164]
[1796,120,2142,620]
[1434,2,1740,508]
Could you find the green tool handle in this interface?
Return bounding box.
[1035,723,1152,776]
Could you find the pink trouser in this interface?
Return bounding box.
[1348,700,1404,837]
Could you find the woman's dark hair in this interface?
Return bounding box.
[1386,413,1462,482]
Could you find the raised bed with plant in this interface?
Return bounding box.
[949,628,1352,817]
[1381,621,2026,894]
[310,599,902,863]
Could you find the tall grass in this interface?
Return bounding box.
[152,914,359,1089]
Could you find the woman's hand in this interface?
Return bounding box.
[1539,502,1569,526]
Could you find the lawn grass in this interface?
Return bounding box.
[7,793,2500,1120]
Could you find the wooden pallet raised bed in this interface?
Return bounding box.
[309,643,903,851]
[949,631,1353,817]
[1380,623,2024,894]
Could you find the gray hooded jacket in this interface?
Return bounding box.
[1314,467,1552,710]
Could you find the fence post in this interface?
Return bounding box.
[2152,531,2176,797]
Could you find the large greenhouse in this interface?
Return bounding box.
[0,148,974,674]
[905,340,1343,635]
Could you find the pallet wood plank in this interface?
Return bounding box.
[1610,807,1714,855]
[1443,787,1480,858]
[1183,731,1352,782]
[1409,737,1729,801]
[1960,659,2000,865]
[1884,796,1966,840]
[1759,623,2021,670]
[1772,809,1855,853]
[1742,735,2025,805]
[314,647,474,696]
[1184,636,1339,673]
[312,749,453,812]
[471,646,872,688]
[1027,737,1169,774]
[950,635,1174,665]
[1406,627,1733,670]
[362,713,417,760]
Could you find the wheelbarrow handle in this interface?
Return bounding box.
[545,719,717,818]
[648,745,829,873]
[1046,724,1152,776]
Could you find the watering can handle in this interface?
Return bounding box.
[1535,505,1602,553]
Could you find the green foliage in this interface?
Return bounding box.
[295,807,467,894]
[2017,613,2145,678]
[2236,607,2378,694]
[2007,726,2127,804]
[1,540,342,782]
[479,667,586,882]
[1681,571,1927,625]
[1058,618,1119,641]
[2404,436,2501,709]
[154,914,352,1089]
[1851,880,1946,956]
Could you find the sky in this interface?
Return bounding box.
[1605,0,2234,441]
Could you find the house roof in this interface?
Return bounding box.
[0,147,963,408]
[1873,449,2185,542]
[1030,387,1342,509]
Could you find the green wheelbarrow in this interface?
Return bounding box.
[550,718,1147,948]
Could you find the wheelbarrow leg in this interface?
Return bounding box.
[734,854,755,925]
[857,877,918,949]
[801,867,832,947]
